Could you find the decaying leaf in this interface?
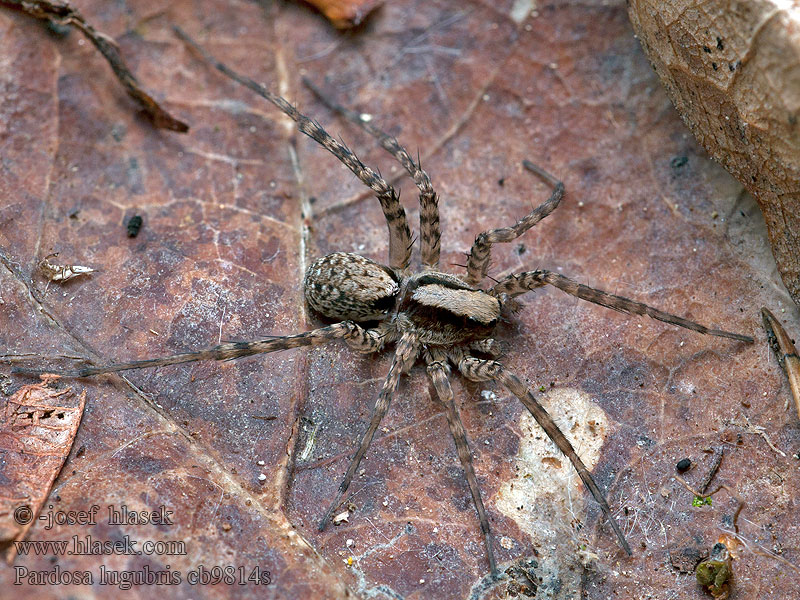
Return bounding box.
[302,0,383,28]
[0,0,189,132]
[0,375,86,562]
[628,0,800,306]
[38,253,94,282]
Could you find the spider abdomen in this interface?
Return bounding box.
[304,252,400,321]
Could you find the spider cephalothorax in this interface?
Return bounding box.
[15,28,754,578]
[305,252,501,346]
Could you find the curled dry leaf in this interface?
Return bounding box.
[628,0,800,305]
[301,0,383,28]
[0,376,86,562]
[0,0,189,132]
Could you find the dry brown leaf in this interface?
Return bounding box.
[0,1,799,598]
[628,0,800,306]
[0,376,86,562]
[302,0,383,29]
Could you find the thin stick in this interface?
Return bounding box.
[699,447,723,494]
[1,0,188,131]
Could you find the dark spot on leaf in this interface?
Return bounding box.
[126,215,143,237]
[670,156,688,169]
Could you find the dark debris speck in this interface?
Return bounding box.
[126,215,143,237]
[670,156,689,169]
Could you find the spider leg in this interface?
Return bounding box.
[469,338,503,358]
[465,161,564,285]
[304,78,441,269]
[491,270,753,342]
[12,321,375,377]
[174,27,413,271]
[319,332,419,530]
[450,349,633,556]
[425,347,497,576]
[344,322,396,354]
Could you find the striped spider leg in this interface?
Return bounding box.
[12,28,755,579]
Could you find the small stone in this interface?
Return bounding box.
[676,458,692,472]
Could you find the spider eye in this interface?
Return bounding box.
[304,252,399,322]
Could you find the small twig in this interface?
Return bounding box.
[251,415,277,421]
[729,415,787,457]
[0,353,88,363]
[675,476,744,533]
[761,307,800,420]
[700,446,723,494]
[1,0,188,132]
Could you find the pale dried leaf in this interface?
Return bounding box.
[628,0,800,305]
[0,376,86,562]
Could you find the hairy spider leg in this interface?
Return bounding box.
[319,332,419,530]
[303,77,441,269]
[451,349,633,556]
[174,27,413,271]
[491,270,754,343]
[11,322,384,377]
[426,347,498,575]
[465,161,564,285]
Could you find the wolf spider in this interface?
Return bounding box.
[15,29,754,577]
